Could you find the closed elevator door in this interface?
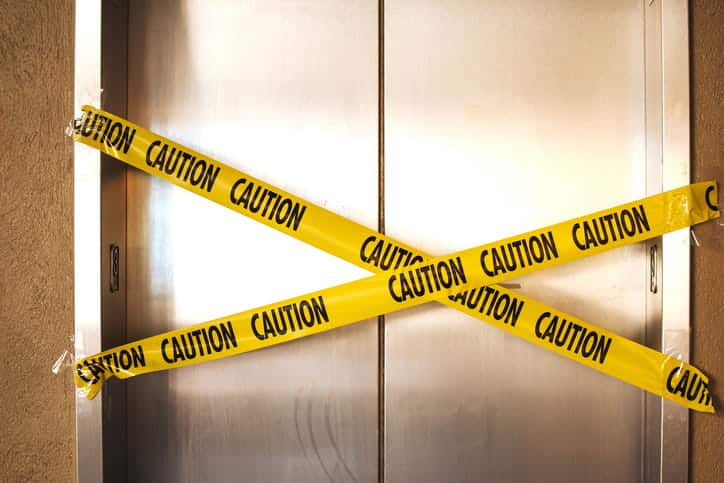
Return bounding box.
[107,1,671,482]
[125,1,379,482]
[385,1,651,482]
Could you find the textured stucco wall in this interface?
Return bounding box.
[0,1,721,483]
[690,1,724,482]
[0,1,76,482]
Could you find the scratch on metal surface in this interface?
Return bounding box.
[324,398,359,483]
[307,397,335,482]
[293,390,311,462]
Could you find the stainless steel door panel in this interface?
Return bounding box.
[385,1,648,481]
[125,1,378,482]
[75,1,691,481]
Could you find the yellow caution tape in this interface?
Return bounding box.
[72,106,720,412]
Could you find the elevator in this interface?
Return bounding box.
[74,1,692,481]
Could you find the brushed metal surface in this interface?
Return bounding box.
[75,1,694,482]
[660,1,691,481]
[100,3,129,482]
[125,1,378,482]
[643,2,664,481]
[384,1,650,481]
[74,1,103,482]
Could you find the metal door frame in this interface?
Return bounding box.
[73,1,692,481]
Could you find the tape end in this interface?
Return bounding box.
[73,365,106,400]
[703,181,720,215]
[75,382,102,400]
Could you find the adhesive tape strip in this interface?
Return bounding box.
[72,106,719,412]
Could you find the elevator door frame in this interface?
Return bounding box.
[74,1,692,481]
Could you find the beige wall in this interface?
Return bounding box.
[690,1,724,481]
[0,1,76,482]
[0,1,720,482]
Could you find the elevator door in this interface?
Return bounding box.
[385,1,651,482]
[125,1,379,482]
[75,0,689,482]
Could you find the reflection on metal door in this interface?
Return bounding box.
[125,1,379,482]
[74,0,691,482]
[385,1,647,481]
